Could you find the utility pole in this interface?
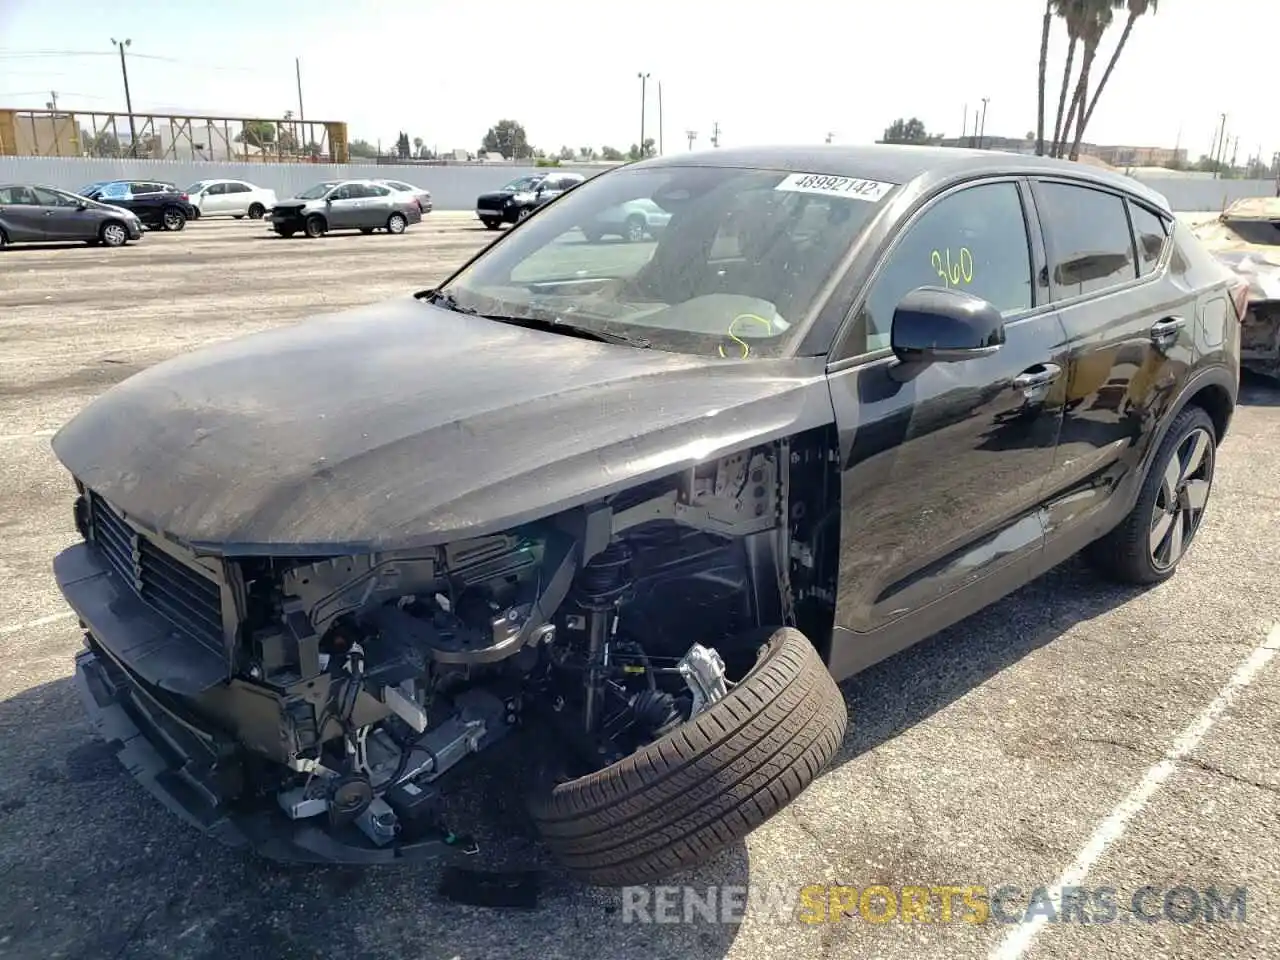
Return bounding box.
[110,38,137,156]
[295,57,305,122]
[685,129,697,151]
[46,91,58,112]
[710,121,720,148]
[637,72,649,157]
[979,97,990,150]
[657,81,664,155]
[1229,135,1239,173]
[825,131,834,144]
[1212,113,1227,178]
[961,103,967,141]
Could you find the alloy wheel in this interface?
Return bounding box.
[163,210,184,231]
[102,224,127,247]
[1149,426,1213,570]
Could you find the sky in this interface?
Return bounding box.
[1,0,1276,164]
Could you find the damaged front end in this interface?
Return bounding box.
[57,439,821,867]
[1192,198,1280,381]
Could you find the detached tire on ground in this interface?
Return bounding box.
[531,627,847,886]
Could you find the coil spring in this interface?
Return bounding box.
[572,540,633,610]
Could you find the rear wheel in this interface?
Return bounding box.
[100,222,129,247]
[516,207,532,222]
[530,627,848,886]
[582,225,603,242]
[303,215,326,239]
[161,207,186,231]
[247,203,265,219]
[1086,405,1217,585]
[0,229,8,249]
[386,212,408,234]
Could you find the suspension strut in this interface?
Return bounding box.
[571,540,633,732]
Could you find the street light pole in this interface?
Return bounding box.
[110,38,137,156]
[979,97,990,149]
[637,72,649,157]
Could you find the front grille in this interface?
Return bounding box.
[89,493,225,655]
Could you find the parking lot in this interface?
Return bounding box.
[1,212,1278,960]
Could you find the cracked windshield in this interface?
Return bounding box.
[440,166,890,357]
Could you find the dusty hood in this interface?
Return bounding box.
[52,297,833,555]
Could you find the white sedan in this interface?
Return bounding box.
[185,179,278,220]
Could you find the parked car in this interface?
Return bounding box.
[375,178,432,214]
[475,170,586,228]
[581,197,672,242]
[51,146,1240,885]
[77,179,195,232]
[0,182,144,248]
[266,179,423,238]
[185,179,277,220]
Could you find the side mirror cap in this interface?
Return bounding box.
[890,286,1006,363]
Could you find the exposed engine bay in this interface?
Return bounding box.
[76,437,838,859]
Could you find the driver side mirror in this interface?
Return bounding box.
[76,201,88,211]
[890,286,1005,363]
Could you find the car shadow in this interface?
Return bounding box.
[829,553,1142,770]
[0,672,749,960]
[0,241,105,252]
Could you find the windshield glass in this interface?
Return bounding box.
[77,182,106,196]
[439,164,893,358]
[297,181,339,199]
[185,181,209,193]
[503,176,543,193]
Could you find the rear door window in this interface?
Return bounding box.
[1128,202,1169,276]
[1035,181,1137,299]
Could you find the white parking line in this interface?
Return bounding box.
[0,429,55,443]
[990,621,1280,960]
[0,610,75,637]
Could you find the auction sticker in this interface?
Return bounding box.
[774,173,894,202]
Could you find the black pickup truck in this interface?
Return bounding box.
[77,179,197,232]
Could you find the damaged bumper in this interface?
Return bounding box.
[73,642,481,865]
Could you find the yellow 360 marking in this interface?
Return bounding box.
[931,247,974,287]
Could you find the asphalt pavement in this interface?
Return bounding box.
[0,213,1277,960]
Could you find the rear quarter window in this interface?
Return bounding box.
[1035,181,1137,299]
[1128,202,1170,276]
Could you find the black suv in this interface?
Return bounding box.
[77,179,196,232]
[52,146,1241,886]
[475,170,586,228]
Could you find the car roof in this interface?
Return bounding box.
[635,143,1171,213]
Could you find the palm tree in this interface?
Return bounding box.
[1065,0,1116,160]
[1050,0,1089,157]
[1073,0,1159,154]
[1036,0,1055,155]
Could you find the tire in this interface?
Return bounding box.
[247,203,265,219]
[161,207,186,232]
[190,207,202,220]
[582,225,603,242]
[530,627,847,886]
[482,219,501,230]
[0,229,8,249]
[386,212,407,235]
[1085,405,1217,585]
[303,215,326,239]
[516,207,532,222]
[100,221,129,247]
[623,214,646,243]
[274,228,296,238]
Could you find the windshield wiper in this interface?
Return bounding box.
[482,313,651,349]
[421,289,477,314]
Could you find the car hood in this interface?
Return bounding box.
[477,190,516,204]
[51,297,833,555]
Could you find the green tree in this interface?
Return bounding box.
[882,117,931,143]
[1049,0,1089,157]
[396,131,411,158]
[80,128,121,158]
[1071,0,1160,156]
[1035,1,1056,155]
[579,145,596,160]
[627,138,656,160]
[236,119,276,148]
[412,136,423,156]
[481,119,530,159]
[600,145,625,161]
[557,145,576,161]
[348,138,378,159]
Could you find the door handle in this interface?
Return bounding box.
[1150,316,1185,341]
[1012,363,1062,390]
